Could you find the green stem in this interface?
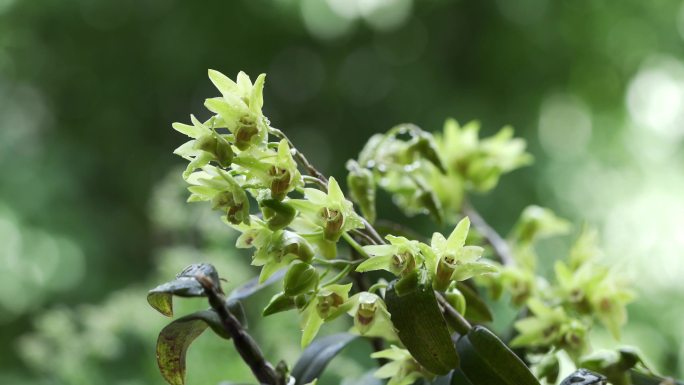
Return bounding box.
[313,257,362,268]
[322,264,353,287]
[435,291,472,335]
[368,282,388,294]
[342,232,371,259]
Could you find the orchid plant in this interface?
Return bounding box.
[146,70,681,385]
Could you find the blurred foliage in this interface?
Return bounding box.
[2,0,684,383]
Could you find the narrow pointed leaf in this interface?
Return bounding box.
[450,368,474,385]
[456,326,539,385]
[292,333,358,385]
[385,271,459,375]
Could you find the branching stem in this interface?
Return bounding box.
[462,200,515,266]
[342,232,371,259]
[196,275,280,385]
[436,291,472,335]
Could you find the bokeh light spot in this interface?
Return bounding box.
[358,0,412,31]
[300,0,354,40]
[538,94,592,159]
[626,57,684,140]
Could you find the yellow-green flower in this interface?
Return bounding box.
[357,235,423,277]
[420,217,497,291]
[299,283,352,347]
[204,70,268,151]
[289,177,364,257]
[371,346,432,385]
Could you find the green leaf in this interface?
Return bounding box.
[291,333,358,385]
[156,301,245,385]
[456,326,539,385]
[385,270,459,375]
[450,369,474,385]
[148,264,221,317]
[456,282,493,323]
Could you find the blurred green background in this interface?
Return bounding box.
[2,0,684,383]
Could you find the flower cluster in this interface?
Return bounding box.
[357,217,498,293]
[172,70,397,349]
[483,208,634,373]
[165,70,642,385]
[347,120,532,225]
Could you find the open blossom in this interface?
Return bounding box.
[299,283,352,347]
[357,235,423,276]
[371,346,432,385]
[288,177,364,258]
[204,70,268,151]
[420,217,497,291]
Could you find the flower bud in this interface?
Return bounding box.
[283,261,318,296]
[211,190,249,225]
[260,199,296,230]
[417,189,443,224]
[433,253,457,292]
[279,231,314,263]
[315,290,345,319]
[263,292,296,316]
[319,207,344,241]
[444,285,466,315]
[408,131,446,173]
[234,117,259,150]
[269,166,292,200]
[346,160,376,223]
[294,294,309,310]
[194,134,234,167]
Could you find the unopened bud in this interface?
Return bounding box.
[263,292,296,316]
[409,132,446,173]
[284,261,318,296]
[260,199,296,230]
[417,189,443,224]
[346,160,376,223]
[444,285,466,315]
[294,294,309,310]
[279,232,314,263]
